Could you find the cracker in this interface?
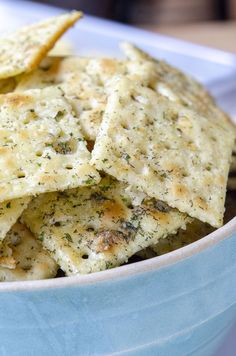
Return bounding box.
[15,56,89,90]
[21,176,190,275]
[91,77,235,227]
[121,43,233,130]
[62,58,129,140]
[150,189,235,255]
[16,56,120,140]
[0,86,100,202]
[16,55,156,140]
[0,223,58,281]
[0,11,82,79]
[0,197,31,243]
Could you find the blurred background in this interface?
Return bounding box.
[24,0,236,22]
[25,0,236,52]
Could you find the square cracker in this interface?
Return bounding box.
[15,56,89,91]
[91,77,235,227]
[21,176,190,275]
[16,56,122,140]
[0,86,99,202]
[0,197,31,243]
[16,55,156,140]
[121,43,234,131]
[0,223,58,281]
[0,11,82,79]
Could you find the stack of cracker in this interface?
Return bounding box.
[0,13,234,281]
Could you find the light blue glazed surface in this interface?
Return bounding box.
[0,230,235,355]
[0,1,236,355]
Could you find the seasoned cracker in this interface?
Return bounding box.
[0,197,31,243]
[15,56,89,90]
[21,176,189,275]
[0,86,99,202]
[16,56,122,140]
[0,223,58,281]
[0,11,82,79]
[121,42,234,131]
[16,55,156,140]
[92,77,234,227]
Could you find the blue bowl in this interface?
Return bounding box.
[0,218,235,355]
[0,3,235,355]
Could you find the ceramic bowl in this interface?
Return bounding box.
[0,218,235,356]
[0,2,236,355]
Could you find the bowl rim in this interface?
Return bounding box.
[0,217,235,292]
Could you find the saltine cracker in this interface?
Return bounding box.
[16,55,158,140]
[0,86,100,202]
[0,11,82,79]
[121,42,234,131]
[91,77,234,227]
[0,223,58,281]
[21,176,190,275]
[0,197,31,243]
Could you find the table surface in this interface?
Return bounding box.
[144,21,236,53]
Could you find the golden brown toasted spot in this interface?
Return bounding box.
[217,175,226,185]
[184,141,197,151]
[162,162,185,178]
[172,183,189,198]
[0,147,10,154]
[194,196,209,211]
[19,130,30,140]
[0,186,8,195]
[102,200,127,222]
[95,230,127,253]
[4,93,32,107]
[0,256,16,269]
[149,208,170,224]
[38,174,62,184]
[100,59,118,75]
[5,158,17,170]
